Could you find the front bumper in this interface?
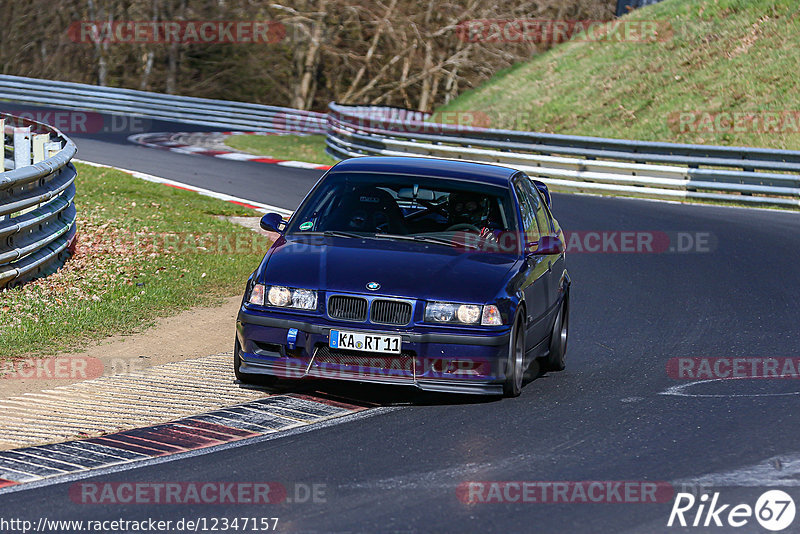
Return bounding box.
[236,306,511,395]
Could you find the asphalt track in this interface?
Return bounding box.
[1,104,800,533]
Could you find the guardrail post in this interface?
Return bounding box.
[0,118,3,221]
[0,118,4,173]
[13,126,31,169]
[45,141,62,158]
[32,133,49,163]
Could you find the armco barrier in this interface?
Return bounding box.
[0,75,326,134]
[326,103,800,208]
[1,113,77,289]
[2,76,797,209]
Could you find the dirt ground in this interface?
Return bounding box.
[0,217,277,401]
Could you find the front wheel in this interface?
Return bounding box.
[503,318,525,397]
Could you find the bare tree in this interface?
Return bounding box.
[0,0,616,111]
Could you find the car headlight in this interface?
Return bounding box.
[248,283,266,305]
[481,305,503,326]
[249,284,317,310]
[268,285,292,306]
[456,304,481,324]
[425,302,503,326]
[291,288,317,309]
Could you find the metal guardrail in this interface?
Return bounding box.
[2,77,797,209]
[327,103,800,208]
[0,75,327,135]
[1,114,77,289]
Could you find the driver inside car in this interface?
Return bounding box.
[447,191,502,241]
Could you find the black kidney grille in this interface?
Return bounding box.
[328,296,368,321]
[371,299,412,325]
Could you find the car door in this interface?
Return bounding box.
[526,179,564,323]
[513,177,551,351]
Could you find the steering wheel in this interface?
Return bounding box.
[445,223,481,232]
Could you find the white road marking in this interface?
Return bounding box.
[127,132,332,170]
[659,377,800,398]
[673,453,800,488]
[215,152,262,161]
[74,159,294,216]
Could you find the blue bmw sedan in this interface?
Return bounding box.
[235,156,569,397]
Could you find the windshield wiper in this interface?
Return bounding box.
[373,233,415,241]
[374,233,480,250]
[414,235,480,250]
[322,230,367,239]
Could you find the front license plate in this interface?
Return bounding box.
[329,330,401,354]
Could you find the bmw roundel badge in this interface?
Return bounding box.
[366,281,381,291]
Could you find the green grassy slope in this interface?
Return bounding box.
[439,0,800,150]
[224,134,337,165]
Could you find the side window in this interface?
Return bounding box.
[519,177,552,236]
[534,200,552,236]
[514,181,541,243]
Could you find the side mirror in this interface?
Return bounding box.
[260,212,285,234]
[528,235,565,255]
[533,180,552,209]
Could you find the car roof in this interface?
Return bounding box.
[327,156,519,188]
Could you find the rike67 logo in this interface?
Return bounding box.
[668,490,795,531]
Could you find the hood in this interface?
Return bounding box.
[258,235,518,303]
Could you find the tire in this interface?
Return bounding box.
[503,317,525,397]
[542,294,569,372]
[234,338,278,386]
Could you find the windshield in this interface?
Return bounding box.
[287,172,518,248]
